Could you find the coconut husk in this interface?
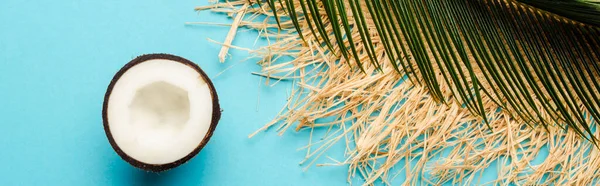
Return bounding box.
[201,1,600,185]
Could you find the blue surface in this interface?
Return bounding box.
[0,0,349,185]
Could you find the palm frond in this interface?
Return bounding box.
[253,0,600,143]
[516,0,600,27]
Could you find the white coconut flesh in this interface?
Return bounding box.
[107,59,213,165]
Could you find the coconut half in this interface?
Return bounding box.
[102,54,221,172]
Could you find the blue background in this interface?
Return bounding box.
[0,0,350,185]
[0,0,521,185]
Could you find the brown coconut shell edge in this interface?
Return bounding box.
[102,53,221,172]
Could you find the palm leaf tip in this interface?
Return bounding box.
[516,0,600,27]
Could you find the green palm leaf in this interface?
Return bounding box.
[253,0,600,143]
[517,0,600,27]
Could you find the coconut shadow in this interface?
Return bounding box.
[129,166,187,186]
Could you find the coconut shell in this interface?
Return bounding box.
[102,53,221,172]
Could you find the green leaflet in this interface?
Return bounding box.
[254,0,600,144]
[516,0,600,27]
